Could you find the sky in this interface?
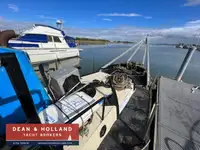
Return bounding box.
[0,0,200,43]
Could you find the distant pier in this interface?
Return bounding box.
[176,43,200,51]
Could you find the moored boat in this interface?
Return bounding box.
[8,24,80,64]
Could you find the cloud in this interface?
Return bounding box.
[102,18,112,21]
[186,20,200,25]
[98,13,142,17]
[8,4,19,12]
[0,18,33,33]
[1,17,200,44]
[145,16,152,19]
[37,15,58,20]
[184,0,200,6]
[63,20,200,44]
[98,13,152,20]
[37,15,66,24]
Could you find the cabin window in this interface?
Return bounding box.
[48,36,53,42]
[18,34,48,43]
[68,39,74,43]
[53,36,61,43]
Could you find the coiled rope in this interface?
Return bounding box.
[110,71,132,90]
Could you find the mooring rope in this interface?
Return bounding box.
[109,71,132,90]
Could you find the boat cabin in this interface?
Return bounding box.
[9,24,76,48]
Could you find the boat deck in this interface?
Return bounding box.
[154,76,200,150]
[98,85,150,150]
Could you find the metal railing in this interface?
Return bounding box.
[101,39,144,69]
[175,47,197,81]
[101,36,151,87]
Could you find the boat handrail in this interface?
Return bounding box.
[101,39,145,69]
[142,41,147,65]
[146,37,150,87]
[127,41,144,63]
[175,47,197,81]
[101,35,151,87]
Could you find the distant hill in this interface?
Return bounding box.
[111,41,134,44]
[75,37,134,45]
[75,37,110,45]
[76,37,110,42]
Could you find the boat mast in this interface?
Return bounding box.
[146,36,150,87]
[142,42,147,65]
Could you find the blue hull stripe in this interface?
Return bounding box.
[8,43,39,47]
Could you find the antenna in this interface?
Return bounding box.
[56,20,63,29]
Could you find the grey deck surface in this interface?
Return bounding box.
[98,86,150,150]
[156,77,200,150]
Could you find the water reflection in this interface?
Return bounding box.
[33,44,200,85]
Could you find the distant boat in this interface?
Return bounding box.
[183,45,189,49]
[8,24,80,64]
[176,43,184,49]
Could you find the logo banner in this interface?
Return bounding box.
[6,124,79,145]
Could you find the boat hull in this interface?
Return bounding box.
[12,47,80,64]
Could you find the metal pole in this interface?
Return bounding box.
[127,41,143,63]
[142,43,147,65]
[175,47,197,81]
[146,37,150,86]
[101,39,144,69]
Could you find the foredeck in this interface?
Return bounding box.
[155,76,200,150]
[98,85,150,150]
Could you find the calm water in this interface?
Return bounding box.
[78,44,200,85]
